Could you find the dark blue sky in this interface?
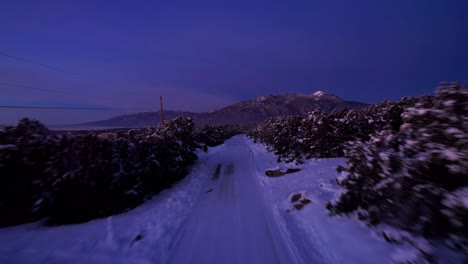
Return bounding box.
[1,0,467,124]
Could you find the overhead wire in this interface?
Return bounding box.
[0,105,154,111]
[0,81,64,93]
[0,51,66,73]
[0,51,156,112]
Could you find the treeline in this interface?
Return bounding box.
[194,124,250,151]
[0,117,243,226]
[249,93,433,163]
[249,83,467,260]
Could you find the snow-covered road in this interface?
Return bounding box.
[167,137,298,264]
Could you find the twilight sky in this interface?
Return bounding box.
[1,0,467,125]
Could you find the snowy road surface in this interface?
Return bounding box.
[167,137,299,264]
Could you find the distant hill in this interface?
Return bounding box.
[80,111,198,128]
[77,91,368,128]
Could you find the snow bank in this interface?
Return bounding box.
[248,138,396,264]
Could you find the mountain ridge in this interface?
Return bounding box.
[79,91,368,128]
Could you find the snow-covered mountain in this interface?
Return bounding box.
[203,91,366,125]
[79,91,367,128]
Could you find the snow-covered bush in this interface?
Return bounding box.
[194,124,245,150]
[328,83,468,258]
[249,116,303,162]
[248,96,423,163]
[299,109,348,159]
[0,117,201,225]
[0,118,56,226]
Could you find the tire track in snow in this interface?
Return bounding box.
[166,136,298,264]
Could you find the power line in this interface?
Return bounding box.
[0,81,152,108]
[0,81,64,93]
[0,81,134,102]
[0,105,154,111]
[0,51,65,72]
[0,52,156,108]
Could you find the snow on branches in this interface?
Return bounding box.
[329,83,468,259]
[0,117,238,226]
[248,93,429,163]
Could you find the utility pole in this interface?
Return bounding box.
[159,96,164,124]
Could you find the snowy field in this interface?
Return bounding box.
[0,135,399,263]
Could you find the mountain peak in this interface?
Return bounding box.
[310,90,344,101]
[256,94,274,102]
[313,91,326,97]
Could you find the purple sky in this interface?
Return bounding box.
[1,0,467,125]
